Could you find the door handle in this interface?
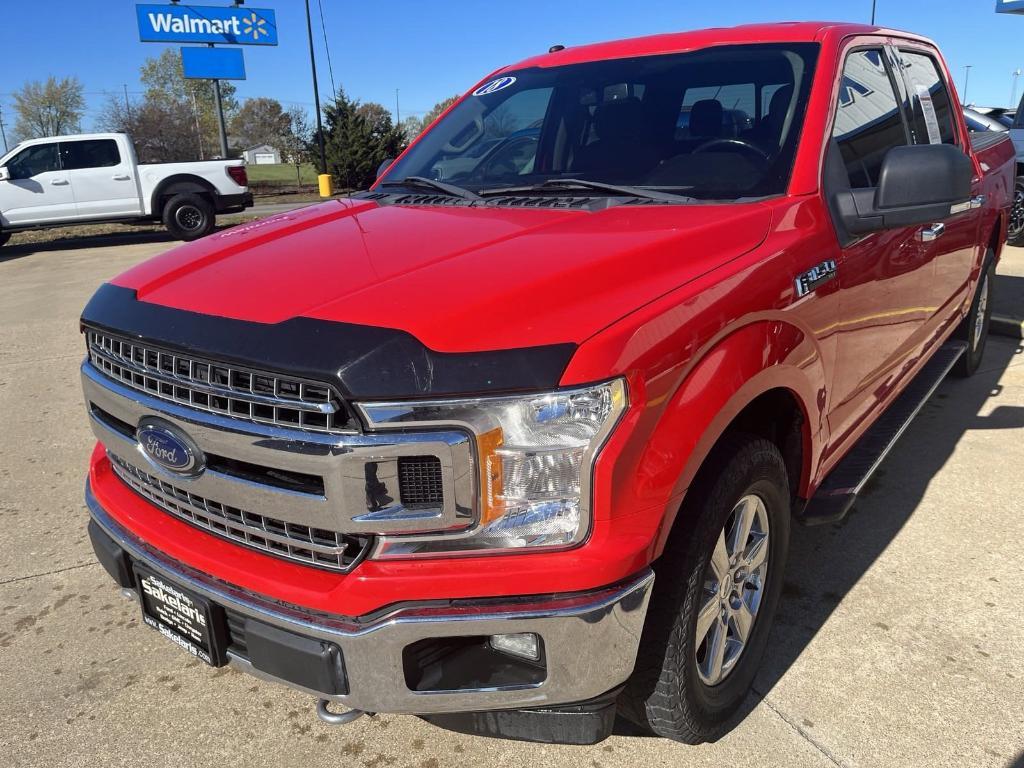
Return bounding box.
[969,195,986,209]
[50,178,69,186]
[917,223,945,242]
[111,174,131,181]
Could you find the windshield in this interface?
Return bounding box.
[383,43,819,200]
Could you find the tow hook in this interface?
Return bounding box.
[316,699,366,725]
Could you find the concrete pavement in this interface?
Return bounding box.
[1,239,1022,768]
[994,244,1024,338]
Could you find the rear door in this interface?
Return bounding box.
[59,138,141,219]
[894,46,982,327]
[0,141,75,225]
[824,46,937,449]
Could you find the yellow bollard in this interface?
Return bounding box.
[318,174,333,198]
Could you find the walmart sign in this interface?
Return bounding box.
[136,4,278,45]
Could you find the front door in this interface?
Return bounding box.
[59,138,141,219]
[824,47,938,454]
[0,142,75,225]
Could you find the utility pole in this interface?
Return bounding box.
[304,0,328,179]
[207,43,229,159]
[212,79,229,158]
[962,65,972,105]
[0,105,7,154]
[1012,69,1022,109]
[191,92,204,160]
[395,89,400,126]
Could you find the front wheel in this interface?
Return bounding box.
[162,193,215,241]
[1007,182,1024,247]
[620,434,790,744]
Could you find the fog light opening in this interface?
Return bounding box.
[490,632,541,662]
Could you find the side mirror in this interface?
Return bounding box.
[0,167,9,182]
[835,144,973,236]
[376,158,394,180]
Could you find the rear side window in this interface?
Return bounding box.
[6,143,60,179]
[831,49,908,189]
[899,51,957,146]
[61,139,121,170]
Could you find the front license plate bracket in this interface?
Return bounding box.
[134,564,229,666]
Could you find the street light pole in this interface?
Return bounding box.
[304,0,328,181]
[1012,69,1022,108]
[871,0,877,25]
[962,65,972,105]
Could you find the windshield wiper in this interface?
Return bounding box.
[479,178,694,203]
[380,176,481,201]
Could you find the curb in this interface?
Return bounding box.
[991,314,1024,340]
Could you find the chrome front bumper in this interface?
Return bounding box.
[87,484,654,715]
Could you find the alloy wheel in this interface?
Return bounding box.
[695,494,770,686]
[175,205,204,232]
[973,273,990,351]
[1010,188,1024,240]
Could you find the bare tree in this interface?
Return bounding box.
[230,97,292,151]
[12,76,85,141]
[97,93,201,163]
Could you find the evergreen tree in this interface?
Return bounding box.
[322,89,406,190]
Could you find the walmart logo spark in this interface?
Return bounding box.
[241,12,269,41]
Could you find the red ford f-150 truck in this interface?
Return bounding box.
[80,22,1012,745]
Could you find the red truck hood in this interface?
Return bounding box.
[113,198,772,352]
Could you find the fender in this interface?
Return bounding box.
[149,174,217,217]
[591,318,826,563]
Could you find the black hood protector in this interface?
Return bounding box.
[81,284,576,400]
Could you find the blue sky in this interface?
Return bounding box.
[3,0,1024,140]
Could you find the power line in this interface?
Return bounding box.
[316,0,337,99]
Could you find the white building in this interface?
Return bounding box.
[241,144,282,165]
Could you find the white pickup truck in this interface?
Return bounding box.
[0,132,253,246]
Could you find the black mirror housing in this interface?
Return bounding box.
[835,143,973,236]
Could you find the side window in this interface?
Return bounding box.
[61,139,121,170]
[898,51,957,146]
[831,49,908,189]
[5,143,61,180]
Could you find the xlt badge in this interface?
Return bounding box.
[795,259,837,297]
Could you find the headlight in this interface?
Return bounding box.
[358,378,627,556]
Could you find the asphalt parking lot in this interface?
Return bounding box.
[1,235,1023,768]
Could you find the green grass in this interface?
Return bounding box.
[245,163,319,185]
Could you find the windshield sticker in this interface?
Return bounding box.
[473,76,517,96]
[915,84,943,144]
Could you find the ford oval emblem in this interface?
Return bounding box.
[136,418,205,477]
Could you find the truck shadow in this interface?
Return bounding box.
[752,335,1024,716]
[0,230,179,261]
[0,220,259,262]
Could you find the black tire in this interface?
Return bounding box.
[162,193,215,241]
[620,433,790,744]
[1007,181,1024,247]
[952,249,995,378]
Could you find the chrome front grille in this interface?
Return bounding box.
[85,329,353,433]
[109,454,371,572]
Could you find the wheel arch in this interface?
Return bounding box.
[639,319,824,559]
[150,174,217,217]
